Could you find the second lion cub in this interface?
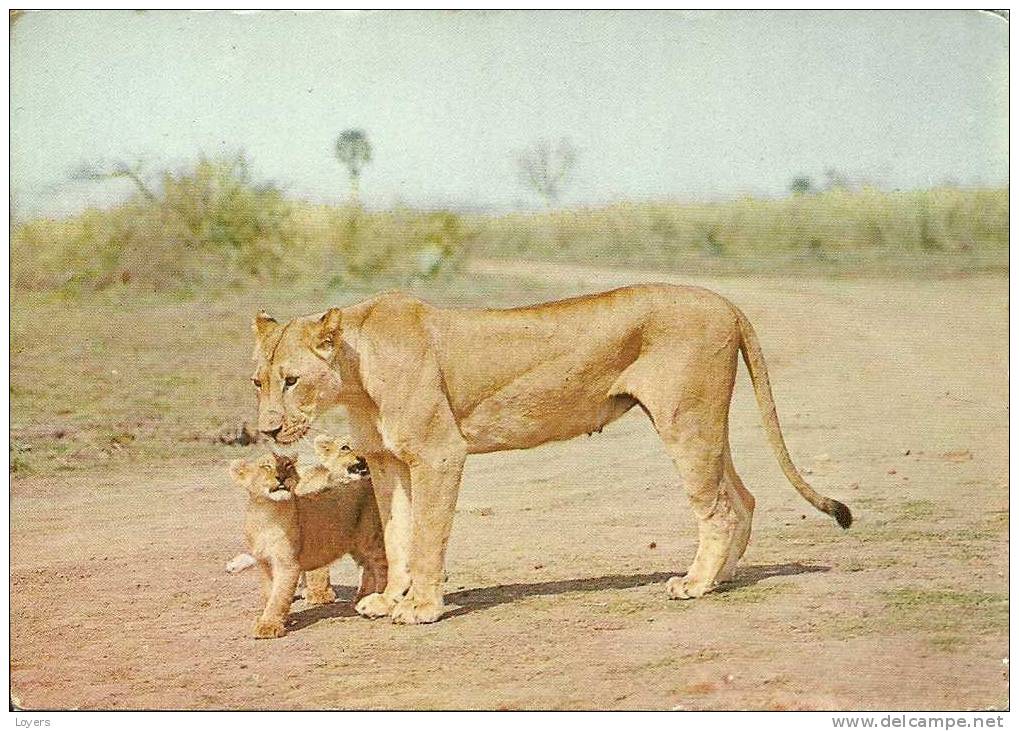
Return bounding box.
[229,435,387,638]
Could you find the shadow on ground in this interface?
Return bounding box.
[286,562,829,630]
[716,561,830,593]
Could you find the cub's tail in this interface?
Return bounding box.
[735,309,852,529]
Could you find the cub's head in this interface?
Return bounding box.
[313,434,370,481]
[229,453,300,502]
[250,309,345,445]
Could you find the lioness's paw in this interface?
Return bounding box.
[355,592,395,619]
[304,586,337,606]
[252,619,287,639]
[391,596,444,625]
[666,575,715,600]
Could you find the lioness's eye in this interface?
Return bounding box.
[252,378,262,388]
[340,445,351,452]
[284,376,299,389]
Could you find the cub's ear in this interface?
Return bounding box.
[253,311,278,339]
[313,308,343,359]
[228,459,253,485]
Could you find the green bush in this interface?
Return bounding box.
[470,187,1009,272]
[293,206,472,287]
[12,154,294,292]
[11,181,1007,294]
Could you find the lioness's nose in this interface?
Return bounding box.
[261,426,282,440]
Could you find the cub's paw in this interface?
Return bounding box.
[666,575,715,600]
[391,596,444,625]
[252,619,287,639]
[225,552,256,574]
[355,592,396,619]
[304,586,337,606]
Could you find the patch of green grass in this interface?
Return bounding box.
[842,556,900,572]
[984,510,1009,531]
[9,446,33,476]
[821,589,1007,648]
[630,648,723,673]
[597,594,653,616]
[897,500,944,521]
[822,614,876,640]
[713,581,797,604]
[882,588,1006,613]
[856,523,998,558]
[850,496,890,510]
[929,635,967,652]
[880,588,1008,645]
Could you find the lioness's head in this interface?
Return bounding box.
[313,434,370,481]
[229,453,300,502]
[251,309,344,445]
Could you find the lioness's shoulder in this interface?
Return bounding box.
[366,290,425,310]
[361,291,436,330]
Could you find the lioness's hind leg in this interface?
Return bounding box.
[630,339,740,600]
[716,452,755,583]
[661,435,736,600]
[351,500,389,603]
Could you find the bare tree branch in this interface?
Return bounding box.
[71,159,157,202]
[515,138,577,207]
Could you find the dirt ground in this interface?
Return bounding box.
[10,264,1009,710]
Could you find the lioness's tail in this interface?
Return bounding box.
[735,309,852,529]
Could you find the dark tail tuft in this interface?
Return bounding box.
[830,500,853,529]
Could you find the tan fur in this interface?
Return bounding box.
[229,448,387,638]
[252,284,851,623]
[295,433,371,496]
[223,434,372,602]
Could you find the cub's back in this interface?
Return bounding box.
[295,477,374,570]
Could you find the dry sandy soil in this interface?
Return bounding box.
[10,263,1009,710]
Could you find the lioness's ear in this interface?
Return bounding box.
[253,311,278,339]
[228,459,253,484]
[313,308,343,359]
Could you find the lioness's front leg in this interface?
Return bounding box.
[391,452,466,625]
[354,453,412,619]
[303,567,336,606]
[352,550,388,603]
[253,559,300,639]
[351,500,388,603]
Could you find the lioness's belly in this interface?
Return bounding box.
[457,359,637,453]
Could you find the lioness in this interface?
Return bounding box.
[229,449,387,638]
[251,284,851,624]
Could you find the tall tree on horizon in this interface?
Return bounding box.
[334,129,373,204]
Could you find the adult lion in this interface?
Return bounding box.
[251,284,851,624]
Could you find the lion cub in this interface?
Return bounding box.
[229,437,386,639]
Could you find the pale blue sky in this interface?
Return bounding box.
[10,10,1009,216]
